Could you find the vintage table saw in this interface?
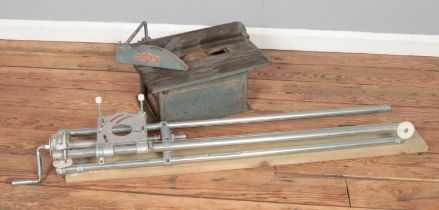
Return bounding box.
[115,21,269,122]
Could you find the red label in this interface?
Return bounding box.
[134,52,161,64]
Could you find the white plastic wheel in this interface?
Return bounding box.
[396,121,415,140]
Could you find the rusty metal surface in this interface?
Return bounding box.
[136,22,269,93]
[158,73,248,121]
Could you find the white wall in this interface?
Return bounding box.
[1,0,438,35]
[1,0,439,56]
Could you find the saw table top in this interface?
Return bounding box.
[135,22,269,93]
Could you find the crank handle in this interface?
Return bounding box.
[11,144,49,185]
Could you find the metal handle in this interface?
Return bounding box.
[126,21,148,44]
[11,145,48,185]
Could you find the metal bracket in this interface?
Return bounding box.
[160,122,173,166]
[95,96,149,164]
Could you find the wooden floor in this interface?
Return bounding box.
[0,40,438,210]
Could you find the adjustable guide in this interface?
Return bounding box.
[12,94,416,185]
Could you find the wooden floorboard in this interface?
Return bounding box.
[0,66,139,91]
[251,64,439,88]
[0,40,438,209]
[1,167,351,207]
[0,84,138,112]
[248,79,439,108]
[275,153,439,182]
[0,50,133,72]
[1,183,380,210]
[347,179,439,210]
[0,39,115,54]
[264,50,439,72]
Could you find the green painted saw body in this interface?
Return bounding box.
[115,44,188,71]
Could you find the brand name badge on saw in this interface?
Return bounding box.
[134,52,161,64]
